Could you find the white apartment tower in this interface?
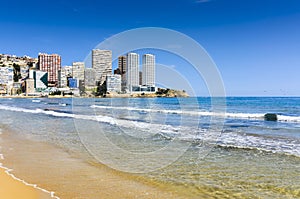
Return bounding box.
[92,49,112,84]
[142,54,155,86]
[126,53,139,92]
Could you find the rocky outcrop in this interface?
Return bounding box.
[264,113,278,121]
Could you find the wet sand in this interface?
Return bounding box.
[0,167,52,199]
[0,129,185,199]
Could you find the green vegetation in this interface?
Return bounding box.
[13,63,21,82]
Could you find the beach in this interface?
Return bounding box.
[0,97,299,198]
[0,167,52,199]
[0,128,186,199]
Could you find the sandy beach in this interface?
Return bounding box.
[0,167,53,199]
[0,128,186,199]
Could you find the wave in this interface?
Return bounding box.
[217,131,300,157]
[32,99,41,103]
[0,104,299,157]
[91,105,300,123]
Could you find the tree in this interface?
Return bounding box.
[13,63,21,82]
[96,81,107,96]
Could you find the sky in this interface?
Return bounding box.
[0,0,300,96]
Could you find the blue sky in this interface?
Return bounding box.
[1,0,300,96]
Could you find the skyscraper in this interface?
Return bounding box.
[126,53,139,92]
[92,49,112,84]
[142,54,155,86]
[38,53,61,87]
[118,55,126,74]
[118,55,127,91]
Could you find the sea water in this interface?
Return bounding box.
[0,97,299,198]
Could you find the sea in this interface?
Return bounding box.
[0,97,299,198]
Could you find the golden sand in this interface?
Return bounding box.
[0,167,52,199]
[0,130,185,199]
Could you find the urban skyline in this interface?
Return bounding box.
[0,50,158,96]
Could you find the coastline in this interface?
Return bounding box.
[0,166,53,199]
[0,128,186,199]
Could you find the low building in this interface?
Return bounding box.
[0,67,14,86]
[58,69,67,88]
[106,74,121,93]
[25,79,35,96]
[68,78,77,88]
[84,68,96,87]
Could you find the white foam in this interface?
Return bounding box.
[91,105,300,123]
[0,164,60,198]
[277,115,300,122]
[218,132,300,157]
[0,104,299,156]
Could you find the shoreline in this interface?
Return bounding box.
[0,128,185,199]
[0,165,54,199]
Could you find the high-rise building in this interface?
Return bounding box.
[142,54,155,86]
[118,55,127,91]
[72,62,85,85]
[139,71,142,85]
[118,56,126,74]
[92,49,112,84]
[126,53,139,92]
[38,53,61,87]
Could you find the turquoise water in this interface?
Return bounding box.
[0,97,299,198]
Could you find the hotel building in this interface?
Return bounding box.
[142,54,155,86]
[92,49,112,84]
[38,53,61,87]
[126,53,139,92]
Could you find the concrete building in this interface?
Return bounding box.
[118,55,127,91]
[142,54,155,86]
[126,53,139,92]
[68,78,77,88]
[84,68,96,87]
[25,79,35,95]
[64,65,73,77]
[72,62,85,84]
[38,53,61,87]
[92,49,112,84]
[139,71,142,85]
[106,74,121,93]
[0,67,14,86]
[29,69,48,91]
[58,69,67,88]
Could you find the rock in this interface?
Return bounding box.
[264,113,278,121]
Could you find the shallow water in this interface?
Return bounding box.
[0,97,299,198]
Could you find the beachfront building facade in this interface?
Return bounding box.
[142,54,155,86]
[58,69,67,88]
[126,53,139,92]
[118,56,127,91]
[72,62,85,87]
[84,68,96,87]
[106,74,121,93]
[0,67,14,86]
[38,53,61,87]
[64,65,73,78]
[92,49,112,84]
